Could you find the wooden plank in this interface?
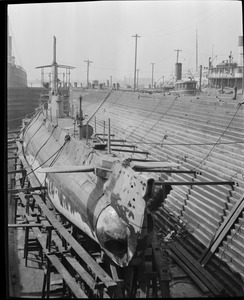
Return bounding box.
[109,264,124,298]
[110,144,137,148]
[168,242,225,295]
[95,133,115,136]
[64,254,97,290]
[111,148,150,154]
[17,192,27,206]
[8,147,18,151]
[8,140,17,144]
[102,139,127,142]
[8,170,24,175]
[151,233,170,298]
[8,130,20,134]
[8,186,47,194]
[129,158,158,162]
[24,203,106,297]
[8,156,18,160]
[169,252,211,296]
[45,228,107,296]
[137,169,197,173]
[8,223,43,228]
[47,255,88,298]
[155,181,234,186]
[200,194,244,266]
[25,214,87,298]
[33,193,117,290]
[16,144,117,290]
[47,229,111,298]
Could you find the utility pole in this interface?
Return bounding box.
[199,65,202,92]
[174,49,182,63]
[136,69,140,89]
[79,96,83,140]
[84,59,93,88]
[110,76,112,87]
[132,34,141,91]
[151,63,155,88]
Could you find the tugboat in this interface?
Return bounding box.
[173,61,198,95]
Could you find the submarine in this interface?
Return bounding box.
[18,36,179,267]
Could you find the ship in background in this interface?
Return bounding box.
[173,61,198,95]
[207,36,243,91]
[7,18,49,130]
[7,28,27,87]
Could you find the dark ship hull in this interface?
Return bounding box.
[7,86,48,129]
[7,53,49,130]
[8,62,27,88]
[7,25,48,130]
[7,59,48,130]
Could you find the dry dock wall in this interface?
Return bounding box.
[70,88,244,283]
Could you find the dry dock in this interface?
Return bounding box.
[7,88,244,297]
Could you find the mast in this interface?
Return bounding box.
[52,36,58,94]
[8,16,14,64]
[35,36,75,93]
[196,27,198,72]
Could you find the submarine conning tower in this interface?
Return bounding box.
[36,36,75,119]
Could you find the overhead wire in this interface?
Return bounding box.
[128,141,244,146]
[141,96,179,153]
[48,140,67,167]
[8,138,69,189]
[125,94,166,139]
[190,102,243,172]
[24,121,44,153]
[14,109,44,158]
[31,124,58,167]
[17,108,43,139]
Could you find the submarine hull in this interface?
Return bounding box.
[19,110,152,267]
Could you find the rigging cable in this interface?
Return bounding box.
[24,120,44,153]
[125,94,166,139]
[146,96,179,153]
[8,138,69,189]
[190,102,243,172]
[17,108,43,139]
[15,109,44,158]
[48,140,67,167]
[127,141,244,146]
[89,91,124,130]
[31,124,58,167]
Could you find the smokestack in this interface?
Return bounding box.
[175,63,182,81]
[238,36,243,66]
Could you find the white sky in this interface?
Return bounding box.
[8,0,243,84]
